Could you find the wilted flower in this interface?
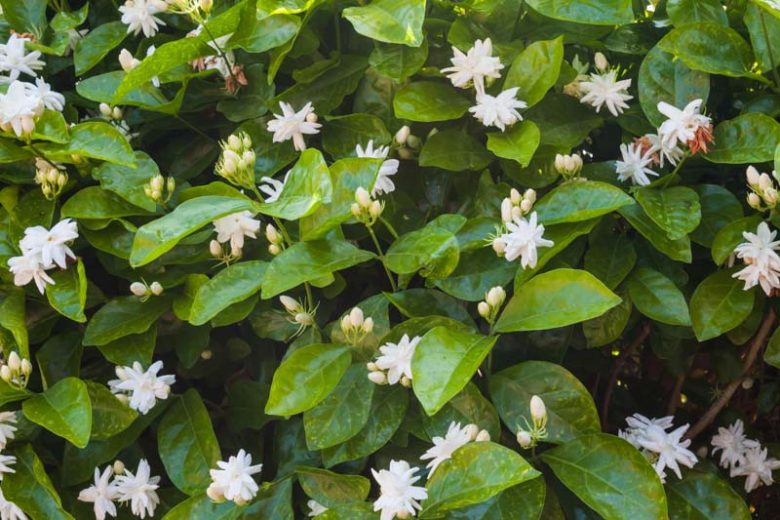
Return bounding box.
[730,446,780,493]
[711,420,760,470]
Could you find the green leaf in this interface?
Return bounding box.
[0,0,47,36]
[657,23,762,81]
[667,0,728,26]
[541,434,668,520]
[74,21,126,75]
[92,152,160,212]
[745,3,780,74]
[158,389,221,496]
[638,47,711,127]
[322,114,391,158]
[31,111,69,144]
[584,227,636,290]
[446,479,546,520]
[635,186,701,240]
[343,0,426,47]
[322,385,408,467]
[0,138,33,163]
[0,287,29,358]
[96,327,157,366]
[497,269,622,332]
[46,259,88,323]
[0,379,32,407]
[230,11,300,53]
[161,494,240,520]
[297,466,370,508]
[535,181,634,225]
[486,121,540,167]
[261,240,375,299]
[583,291,633,348]
[189,261,267,326]
[303,363,375,449]
[421,442,541,517]
[38,121,136,167]
[22,377,92,448]
[690,269,755,341]
[76,71,172,111]
[130,196,257,267]
[711,216,762,266]
[369,39,429,81]
[503,37,563,107]
[420,129,493,172]
[490,361,600,443]
[433,249,516,302]
[666,470,750,520]
[705,113,780,164]
[412,327,497,416]
[423,383,501,442]
[385,221,461,279]
[525,0,634,25]
[691,185,743,247]
[627,267,691,326]
[619,203,692,263]
[61,186,152,220]
[393,82,471,122]
[3,445,74,520]
[83,295,170,346]
[256,149,333,219]
[265,343,352,416]
[525,94,603,148]
[86,381,137,440]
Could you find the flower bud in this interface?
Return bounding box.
[367,362,379,372]
[295,312,314,326]
[766,188,778,206]
[57,173,68,187]
[406,134,421,149]
[554,154,565,172]
[150,281,163,296]
[355,187,371,208]
[400,375,412,388]
[349,307,364,328]
[118,49,138,72]
[464,424,480,441]
[130,282,148,297]
[99,103,112,117]
[166,176,176,194]
[747,166,761,185]
[759,173,773,191]
[150,174,164,192]
[520,199,533,214]
[486,286,505,307]
[500,198,512,223]
[696,446,708,459]
[0,366,11,383]
[265,224,281,244]
[305,112,318,124]
[227,134,242,150]
[369,200,383,219]
[594,52,609,72]
[268,243,281,255]
[523,189,536,204]
[199,0,213,11]
[742,377,755,390]
[242,150,256,164]
[279,295,300,313]
[368,371,387,385]
[748,192,762,209]
[492,238,506,255]
[242,134,252,149]
[516,430,532,449]
[511,205,523,220]
[7,352,20,373]
[112,107,123,120]
[395,125,411,145]
[340,315,352,334]
[201,350,213,360]
[477,301,490,318]
[207,485,225,503]
[209,240,223,257]
[510,188,521,205]
[475,429,491,442]
[46,168,59,183]
[113,460,126,475]
[350,203,362,218]
[398,147,414,160]
[21,116,35,136]
[362,317,374,333]
[21,359,31,376]
[530,395,547,426]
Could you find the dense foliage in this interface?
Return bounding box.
[0,0,780,518]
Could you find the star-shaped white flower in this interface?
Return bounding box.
[0,411,17,450]
[420,422,475,474]
[207,449,263,505]
[641,132,684,167]
[731,446,780,493]
[375,334,421,386]
[0,80,45,137]
[355,140,399,196]
[495,211,554,269]
[636,423,698,480]
[266,101,321,152]
[212,211,261,253]
[119,0,168,38]
[733,222,780,295]
[711,419,760,469]
[29,79,65,112]
[0,454,16,480]
[371,460,428,520]
[259,174,288,203]
[616,142,658,186]
[108,360,175,415]
[113,459,160,519]
[658,99,711,148]
[78,466,119,520]
[579,70,633,116]
[0,35,44,82]
[7,254,55,294]
[19,218,78,270]
[0,487,26,520]
[469,88,527,131]
[441,38,503,96]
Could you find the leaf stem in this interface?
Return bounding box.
[380,216,400,239]
[200,24,241,93]
[367,226,397,292]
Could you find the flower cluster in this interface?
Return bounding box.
[619,414,698,482]
[351,187,384,227]
[265,223,285,255]
[279,295,318,338]
[732,222,780,296]
[442,39,526,132]
[745,165,779,211]
[711,420,780,493]
[207,449,263,505]
[420,421,490,475]
[554,153,584,181]
[129,281,164,300]
[367,334,421,387]
[7,219,79,294]
[210,211,261,262]
[516,395,548,449]
[78,459,161,519]
[0,352,33,389]
[33,158,68,200]
[500,187,536,224]
[340,306,374,345]
[215,132,257,190]
[371,460,428,520]
[108,361,176,415]
[143,173,175,205]
[575,52,633,117]
[477,286,506,325]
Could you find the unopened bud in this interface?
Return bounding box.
[0,366,11,383]
[305,112,318,124]
[400,375,412,388]
[20,359,31,376]
[295,312,314,326]
[362,317,374,333]
[112,107,123,120]
[523,189,536,205]
[99,103,112,117]
[486,286,505,307]
[57,173,67,187]
[766,188,778,205]
[8,352,20,373]
[746,166,760,186]
[209,240,223,257]
[369,200,383,218]
[500,198,512,223]
[594,52,609,72]
[348,308,363,328]
[130,282,148,297]
[113,460,126,475]
[199,0,213,11]
[492,238,506,255]
[279,295,299,313]
[206,485,225,503]
[406,135,421,149]
[355,187,371,208]
[475,429,491,442]
[150,282,163,296]
[530,395,547,426]
[367,362,379,372]
[227,134,241,150]
[510,188,521,205]
[115,393,130,405]
[759,173,773,191]
[395,125,411,145]
[201,350,213,360]
[166,176,176,194]
[464,424,480,441]
[696,446,708,459]
[477,301,490,318]
[150,174,164,192]
[511,205,523,220]
[398,147,414,160]
[368,371,387,385]
[742,377,754,390]
[268,243,281,255]
[517,430,532,448]
[340,315,352,334]
[265,224,280,244]
[748,192,762,209]
[520,199,533,213]
[118,49,138,72]
[351,203,362,218]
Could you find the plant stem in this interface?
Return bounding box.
[175,115,215,143]
[380,216,400,239]
[367,226,397,292]
[304,282,314,312]
[273,217,293,245]
[600,322,651,430]
[27,143,61,171]
[200,24,241,92]
[686,308,776,440]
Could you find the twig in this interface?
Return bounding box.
[666,372,686,415]
[601,322,651,430]
[686,308,776,440]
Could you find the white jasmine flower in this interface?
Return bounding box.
[494,212,554,269]
[371,460,428,520]
[0,411,17,450]
[657,99,712,150]
[375,334,421,386]
[440,38,503,96]
[0,35,44,82]
[640,133,684,167]
[118,48,140,72]
[108,361,175,415]
[30,79,65,112]
[616,142,658,186]
[579,69,632,116]
[636,423,698,480]
[624,413,674,431]
[0,487,26,520]
[420,422,475,474]
[731,446,780,493]
[19,218,78,269]
[78,466,119,520]
[113,459,160,519]
[206,449,263,505]
[266,101,321,152]
[7,254,55,294]
[258,174,288,203]
[733,222,780,295]
[711,419,760,469]
[307,500,328,516]
[355,140,399,196]
[0,454,16,480]
[0,80,44,137]
[469,88,526,131]
[212,211,261,253]
[119,0,168,38]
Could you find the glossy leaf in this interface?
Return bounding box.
[525,0,633,25]
[297,466,370,508]
[256,148,333,219]
[189,261,267,325]
[83,295,170,346]
[635,186,701,240]
[705,113,780,164]
[420,129,493,172]
[343,0,426,46]
[690,269,755,341]
[666,471,750,520]
[22,377,92,448]
[46,258,87,323]
[3,445,74,520]
[86,381,137,440]
[627,267,691,326]
[486,121,540,167]
[504,37,564,107]
[535,181,634,225]
[619,203,692,263]
[74,22,126,74]
[393,82,471,122]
